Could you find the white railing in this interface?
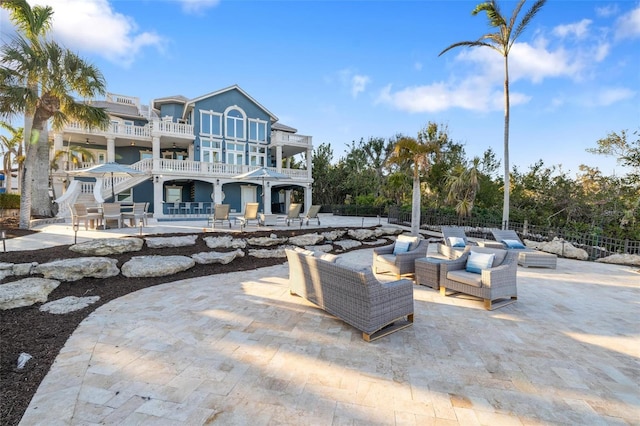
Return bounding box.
[64,119,194,139]
[153,121,194,136]
[272,131,312,145]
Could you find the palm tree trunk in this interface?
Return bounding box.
[411,175,421,236]
[19,131,36,229]
[32,126,52,216]
[502,55,510,230]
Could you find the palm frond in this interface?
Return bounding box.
[511,0,547,48]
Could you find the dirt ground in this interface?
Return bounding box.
[0,217,385,425]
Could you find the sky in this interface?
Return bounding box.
[1,0,639,178]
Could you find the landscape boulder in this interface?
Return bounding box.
[288,233,324,246]
[121,255,195,277]
[0,278,60,310]
[204,235,247,249]
[40,295,100,314]
[526,237,589,260]
[35,257,120,281]
[348,229,376,241]
[596,253,640,266]
[322,230,347,241]
[69,238,143,255]
[246,235,288,247]
[145,234,198,248]
[191,249,245,265]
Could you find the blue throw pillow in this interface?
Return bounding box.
[466,251,495,274]
[502,239,525,249]
[393,240,411,255]
[448,237,466,248]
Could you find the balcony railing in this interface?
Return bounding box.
[272,131,312,146]
[64,119,194,139]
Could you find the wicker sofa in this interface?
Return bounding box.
[285,248,414,342]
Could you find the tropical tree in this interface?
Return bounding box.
[445,157,481,218]
[0,121,24,194]
[0,3,109,228]
[439,0,547,229]
[388,122,445,235]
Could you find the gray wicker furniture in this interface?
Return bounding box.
[490,229,557,269]
[440,226,476,259]
[373,237,429,278]
[286,248,414,342]
[439,246,518,310]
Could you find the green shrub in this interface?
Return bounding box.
[0,193,20,209]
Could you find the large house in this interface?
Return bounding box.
[52,85,313,220]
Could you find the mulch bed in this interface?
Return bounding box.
[0,221,387,425]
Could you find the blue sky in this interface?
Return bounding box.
[1,0,639,177]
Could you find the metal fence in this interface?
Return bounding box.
[386,206,639,261]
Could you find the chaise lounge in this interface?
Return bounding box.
[490,229,557,269]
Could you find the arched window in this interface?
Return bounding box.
[225,107,245,140]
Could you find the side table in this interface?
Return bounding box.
[415,257,450,290]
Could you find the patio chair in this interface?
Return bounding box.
[305,205,322,226]
[373,234,429,278]
[439,226,476,259]
[122,202,148,227]
[237,202,259,229]
[490,229,557,269]
[439,246,518,310]
[71,203,102,230]
[278,203,302,226]
[102,203,123,229]
[208,204,232,228]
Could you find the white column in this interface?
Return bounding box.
[152,137,160,171]
[306,148,313,180]
[106,138,115,162]
[304,185,312,215]
[263,183,272,214]
[276,145,282,172]
[285,189,292,212]
[154,175,164,218]
[52,133,63,168]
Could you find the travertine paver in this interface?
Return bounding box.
[19,250,640,425]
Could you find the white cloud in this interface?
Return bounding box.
[30,0,164,67]
[414,62,423,71]
[179,0,221,15]
[615,5,640,40]
[589,88,636,106]
[596,5,618,17]
[553,19,592,39]
[351,74,371,98]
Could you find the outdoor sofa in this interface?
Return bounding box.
[286,248,414,341]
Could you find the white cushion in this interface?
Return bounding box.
[397,234,420,251]
[466,251,495,274]
[393,240,411,254]
[448,237,466,248]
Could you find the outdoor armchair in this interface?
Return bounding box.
[102,203,123,229]
[373,235,429,278]
[439,246,518,310]
[71,203,102,230]
[122,202,148,227]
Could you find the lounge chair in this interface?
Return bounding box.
[278,203,302,226]
[439,225,476,259]
[208,204,232,228]
[237,202,259,228]
[490,229,557,269]
[439,246,518,310]
[305,205,321,225]
[373,234,429,278]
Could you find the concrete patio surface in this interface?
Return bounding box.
[8,215,640,424]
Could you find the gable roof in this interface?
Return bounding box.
[185,85,278,123]
[272,122,297,133]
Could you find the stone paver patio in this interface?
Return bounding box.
[19,248,639,425]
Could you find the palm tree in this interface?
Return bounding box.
[388,123,445,235]
[439,0,547,229]
[0,121,24,194]
[445,157,481,218]
[0,27,109,228]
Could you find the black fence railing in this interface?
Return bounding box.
[387,206,639,261]
[328,204,386,217]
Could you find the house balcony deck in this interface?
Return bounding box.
[63,120,195,141]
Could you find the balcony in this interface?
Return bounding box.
[63,120,194,140]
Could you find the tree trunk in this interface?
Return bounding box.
[18,131,36,229]
[32,125,52,216]
[502,55,510,230]
[411,175,421,236]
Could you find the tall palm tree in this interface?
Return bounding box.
[388,123,445,235]
[0,35,109,228]
[439,0,547,229]
[0,121,24,194]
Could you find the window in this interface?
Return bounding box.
[140,150,153,160]
[226,142,245,165]
[225,108,245,139]
[200,138,222,163]
[249,144,266,166]
[98,152,106,164]
[117,189,132,202]
[200,110,222,137]
[248,119,267,143]
[166,186,182,203]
